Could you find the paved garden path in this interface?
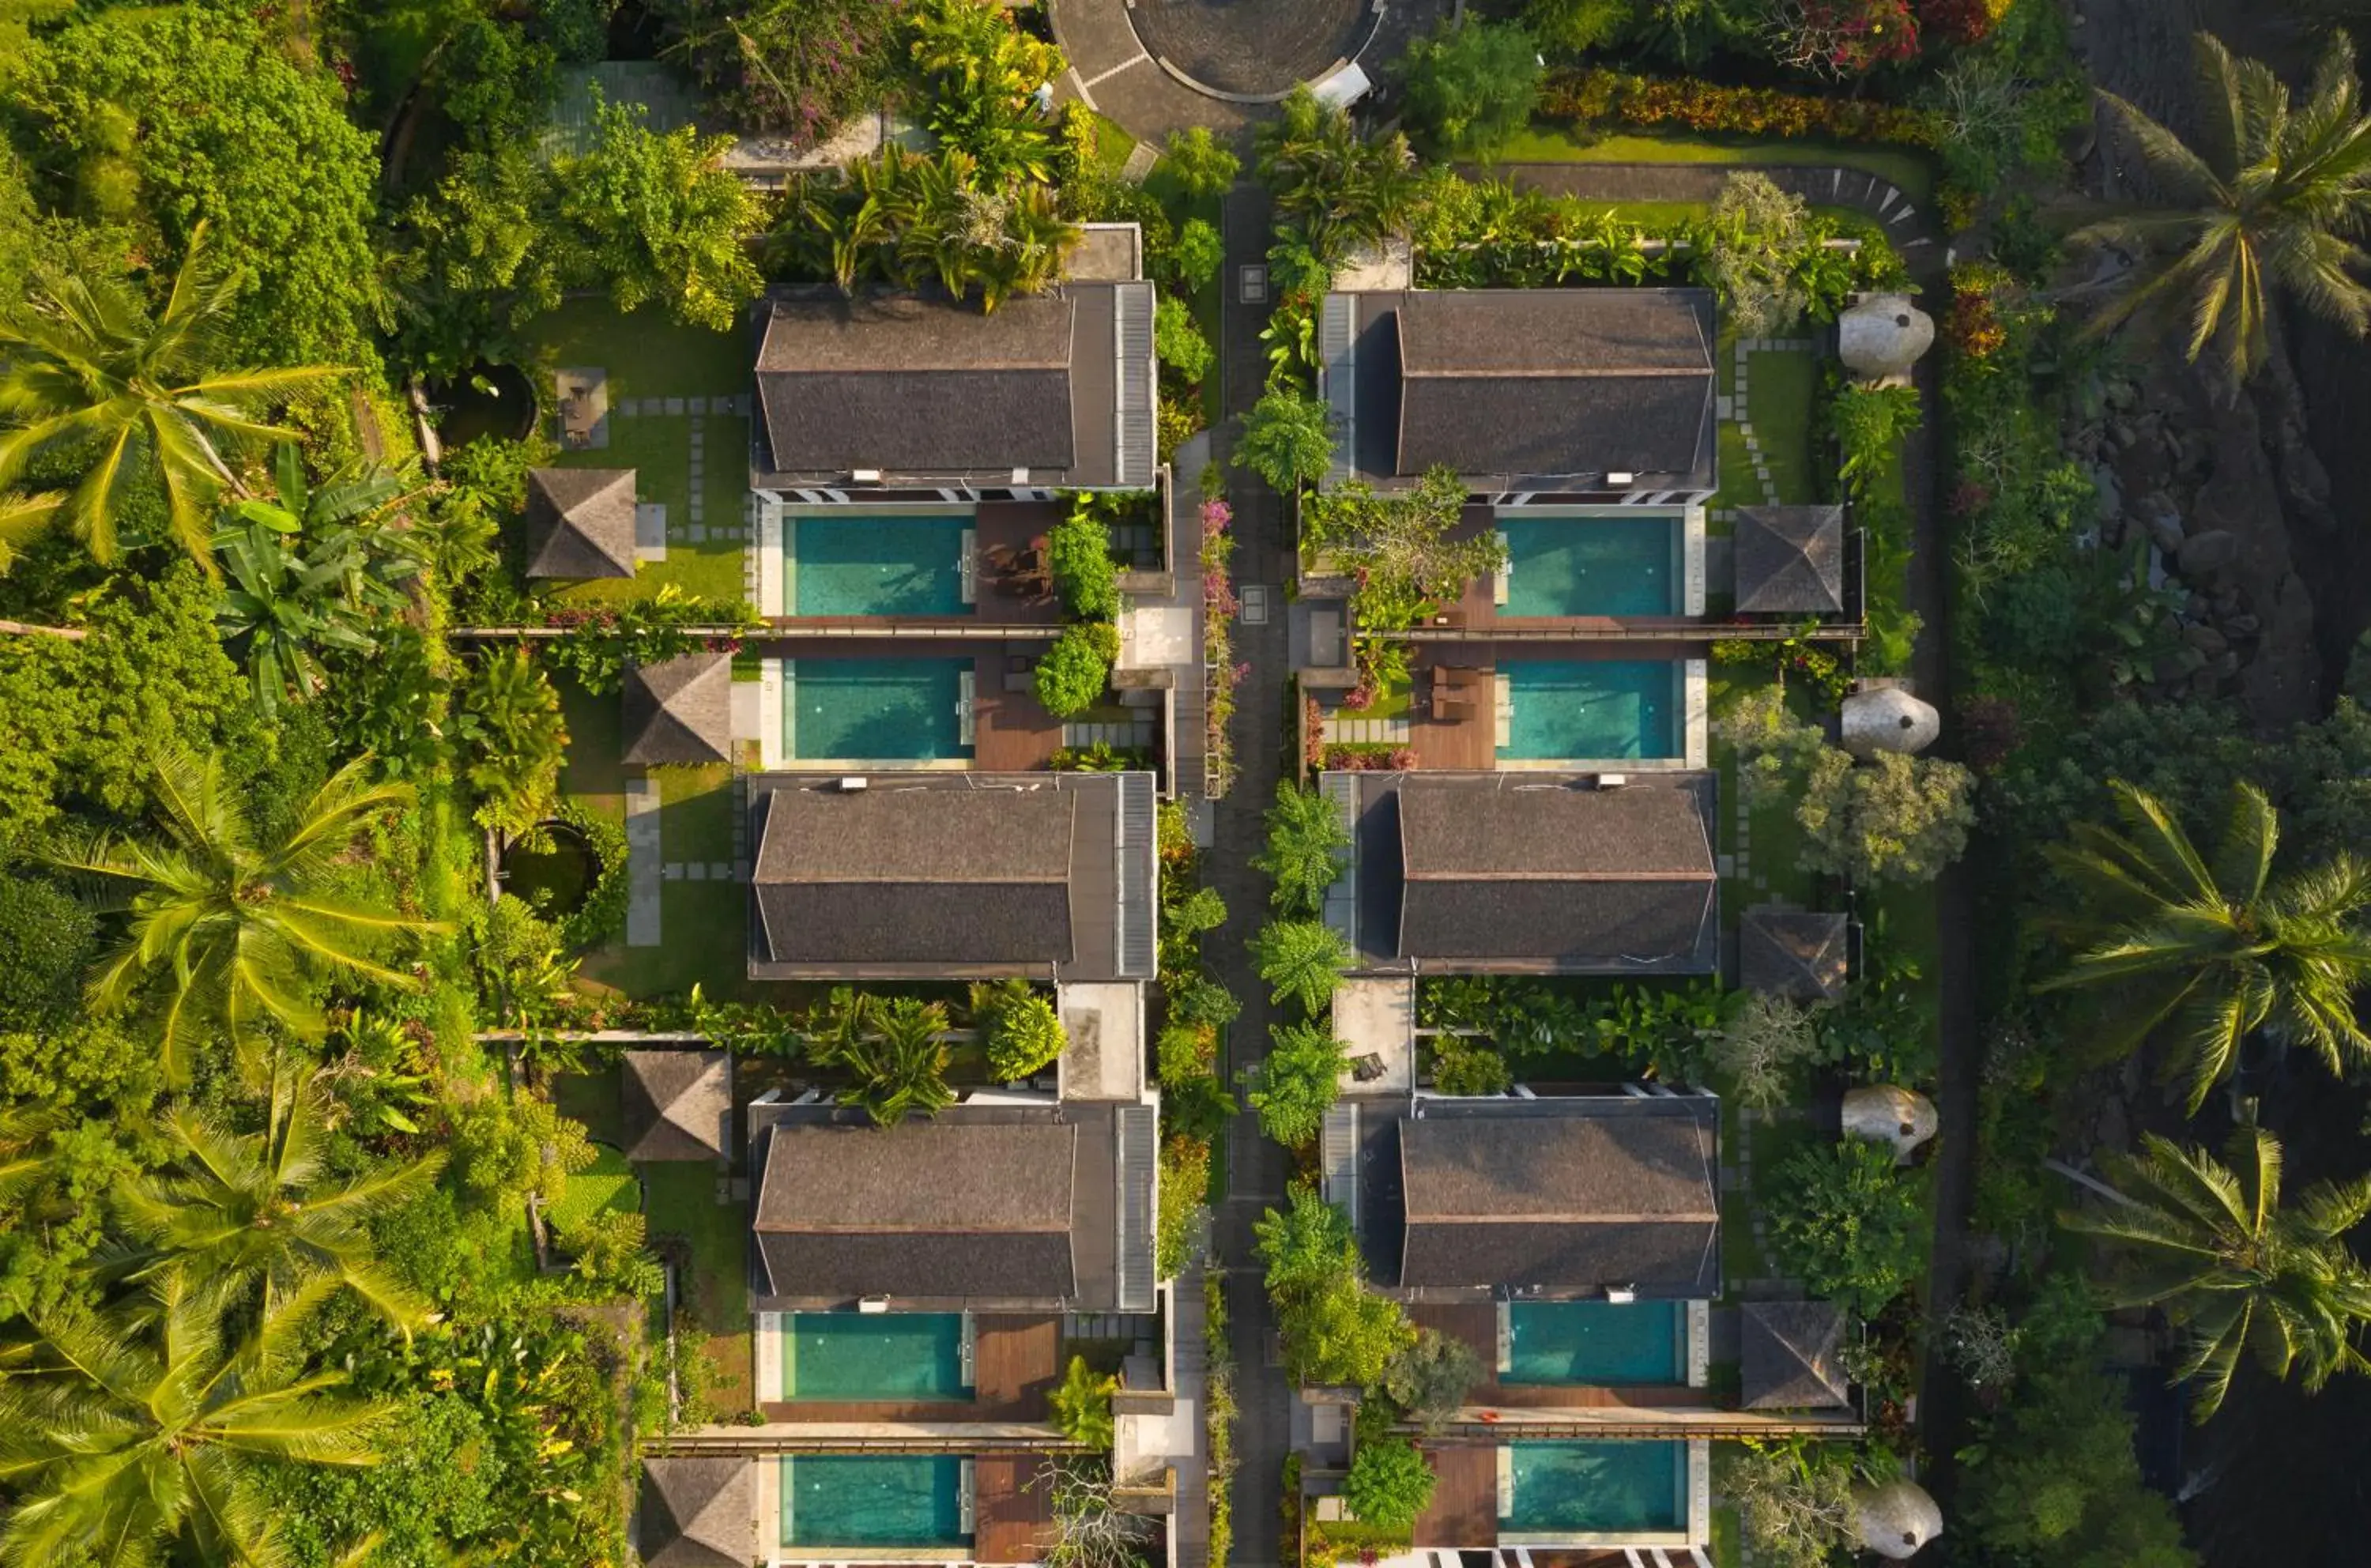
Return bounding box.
[1202,182,1295,1568]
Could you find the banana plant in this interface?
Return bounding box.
[213,444,425,710]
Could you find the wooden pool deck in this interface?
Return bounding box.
[1414,1443,1500,1548]
[973,1453,1057,1562]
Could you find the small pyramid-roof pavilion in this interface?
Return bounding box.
[525,466,637,579]
[622,652,734,766]
[1740,905,1849,1003]
[1740,1299,1851,1409]
[1734,504,1845,615]
[636,1457,753,1568]
[621,1050,733,1163]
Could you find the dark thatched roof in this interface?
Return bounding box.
[752,286,1157,490]
[1741,1300,1852,1409]
[621,1050,732,1163]
[638,1457,754,1568]
[1393,775,1717,972]
[525,467,637,579]
[752,782,1076,970]
[1734,504,1845,615]
[754,1118,1078,1300]
[1326,288,1717,492]
[622,652,734,767]
[1740,906,1850,1003]
[1397,1098,1720,1295]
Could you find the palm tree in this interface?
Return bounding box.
[2037,780,2371,1111]
[2078,31,2371,382]
[0,223,344,565]
[830,996,956,1127]
[52,746,445,1081]
[2066,1126,2371,1419]
[0,1280,390,1567]
[1250,919,1353,1015]
[1253,782,1353,916]
[1255,88,1419,260]
[119,1064,446,1338]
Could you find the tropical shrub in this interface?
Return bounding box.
[1303,469,1503,632]
[975,982,1068,1081]
[1764,0,1921,77]
[1249,1020,1348,1148]
[1541,67,1943,147]
[1050,505,1121,620]
[541,588,758,693]
[1830,384,1923,499]
[1723,688,1975,884]
[658,0,903,144]
[457,646,571,842]
[1698,174,1819,338]
[1254,1185,1415,1388]
[0,876,97,1030]
[1525,0,1634,55]
[1429,1042,1511,1097]
[1384,1329,1483,1430]
[824,995,956,1126]
[1765,1138,1926,1315]
[17,5,383,364]
[1170,218,1223,293]
[1343,1434,1437,1533]
[556,100,764,331]
[907,0,1066,183]
[1395,21,1542,158]
[1704,993,1824,1108]
[1155,295,1216,387]
[1235,388,1336,492]
[1035,622,1115,718]
[1256,88,1420,259]
[1051,1355,1118,1449]
[1156,1135,1212,1276]
[1720,1440,1865,1568]
[1162,127,1241,198]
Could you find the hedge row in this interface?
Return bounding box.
[1541,68,1944,151]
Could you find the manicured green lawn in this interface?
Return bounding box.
[658,763,737,861]
[1087,111,1135,173]
[518,299,753,606]
[559,674,628,810]
[1744,349,1819,506]
[584,880,752,1001]
[642,1161,755,1408]
[1145,162,1227,428]
[1710,1502,1742,1568]
[1484,125,1936,208]
[548,1145,639,1231]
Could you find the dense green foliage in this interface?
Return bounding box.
[1253,1185,1415,1389]
[1341,1434,1438,1532]
[1395,21,1543,157]
[1248,1019,1347,1149]
[1766,1137,1928,1316]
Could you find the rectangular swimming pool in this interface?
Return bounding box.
[1499,516,1679,617]
[780,1456,971,1549]
[1506,1302,1685,1385]
[1502,1442,1687,1538]
[790,514,972,616]
[783,1313,971,1401]
[783,658,973,762]
[1498,660,1681,761]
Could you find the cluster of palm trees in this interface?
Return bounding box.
[2042,779,2371,1416]
[2,1064,443,1564]
[2083,31,2371,383]
[775,146,1080,310]
[1255,87,1421,262]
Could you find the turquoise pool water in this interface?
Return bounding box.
[785,658,971,761]
[1499,660,1680,760]
[792,515,971,616]
[1502,1442,1687,1536]
[785,1313,969,1401]
[1506,1302,1685,1385]
[1501,516,1677,616]
[781,1456,970,1548]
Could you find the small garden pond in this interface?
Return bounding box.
[502,822,595,918]
[431,361,537,450]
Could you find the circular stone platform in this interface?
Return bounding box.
[1126,0,1370,100]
